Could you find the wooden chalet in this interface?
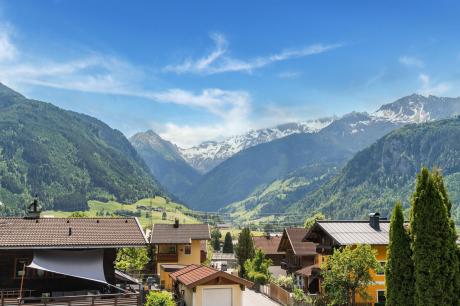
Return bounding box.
[252,235,283,265]
[0,202,147,305]
[277,228,320,293]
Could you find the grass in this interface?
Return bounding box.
[42,196,200,229]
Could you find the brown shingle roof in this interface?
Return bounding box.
[170,264,253,288]
[295,264,320,277]
[253,236,283,255]
[278,228,316,255]
[150,223,210,244]
[0,217,147,249]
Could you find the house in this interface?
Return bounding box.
[170,264,253,306]
[303,213,389,305]
[253,235,283,265]
[211,253,238,270]
[277,228,319,293]
[0,205,147,304]
[150,220,210,290]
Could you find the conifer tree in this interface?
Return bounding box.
[210,228,221,251]
[385,202,414,306]
[235,227,255,277]
[222,232,234,253]
[410,168,458,306]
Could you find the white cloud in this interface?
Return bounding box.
[0,26,17,62]
[399,56,424,68]
[418,73,451,96]
[164,33,342,75]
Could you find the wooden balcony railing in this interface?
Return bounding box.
[157,252,178,262]
[1,292,140,306]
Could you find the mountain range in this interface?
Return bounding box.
[179,94,460,215]
[0,83,166,216]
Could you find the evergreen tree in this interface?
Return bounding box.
[385,202,414,306]
[235,227,255,277]
[410,168,458,306]
[210,228,221,251]
[222,232,234,253]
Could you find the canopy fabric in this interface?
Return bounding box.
[28,249,107,284]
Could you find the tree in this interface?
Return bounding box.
[115,247,149,272]
[162,211,167,220]
[145,291,175,306]
[211,228,222,251]
[304,212,325,229]
[244,249,272,287]
[68,211,88,217]
[385,202,414,306]
[410,168,460,306]
[321,244,380,306]
[235,227,255,277]
[222,232,234,253]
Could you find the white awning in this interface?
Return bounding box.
[28,249,107,284]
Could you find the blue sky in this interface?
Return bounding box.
[1,0,460,147]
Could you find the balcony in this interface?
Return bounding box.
[157,253,178,262]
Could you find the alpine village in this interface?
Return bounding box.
[2,2,460,306]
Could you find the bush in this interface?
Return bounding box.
[145,291,175,306]
[273,275,294,290]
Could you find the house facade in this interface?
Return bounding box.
[277,228,320,293]
[150,220,210,290]
[304,213,389,305]
[170,264,252,306]
[0,214,147,302]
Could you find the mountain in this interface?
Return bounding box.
[130,130,201,197]
[179,118,335,173]
[0,83,165,216]
[188,94,460,214]
[289,117,460,222]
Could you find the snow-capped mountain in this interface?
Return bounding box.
[179,118,335,173]
[179,94,460,173]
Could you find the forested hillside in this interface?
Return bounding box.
[0,83,165,216]
[290,117,460,222]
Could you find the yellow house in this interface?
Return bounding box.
[170,264,253,306]
[303,213,389,305]
[150,220,210,290]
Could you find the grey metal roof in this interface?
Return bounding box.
[316,220,390,245]
[150,223,210,244]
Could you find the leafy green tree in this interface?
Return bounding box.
[321,244,380,306]
[211,228,222,251]
[235,227,255,277]
[222,232,234,253]
[244,249,272,287]
[410,168,459,306]
[385,202,414,306]
[304,212,325,229]
[145,291,175,306]
[115,247,149,272]
[68,211,88,217]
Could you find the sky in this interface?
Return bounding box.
[1,1,460,147]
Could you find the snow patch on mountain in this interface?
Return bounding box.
[179,118,335,173]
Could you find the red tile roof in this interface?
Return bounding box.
[253,236,282,255]
[278,228,317,255]
[0,217,147,249]
[170,265,253,288]
[150,223,210,244]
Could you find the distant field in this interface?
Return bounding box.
[42,196,200,229]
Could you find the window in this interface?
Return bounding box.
[159,244,177,254]
[377,290,386,303]
[377,261,385,275]
[184,244,192,255]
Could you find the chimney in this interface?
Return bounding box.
[369,212,380,231]
[174,218,179,228]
